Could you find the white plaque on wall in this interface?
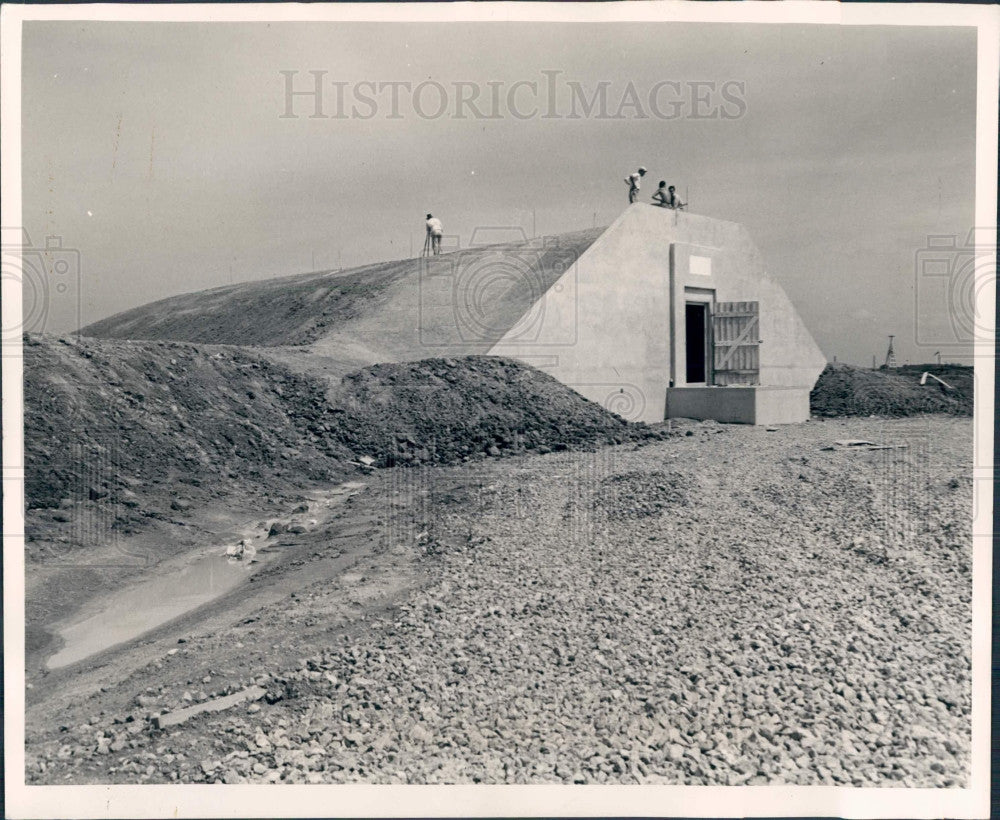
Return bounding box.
[690,255,712,276]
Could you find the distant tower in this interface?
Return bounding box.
[884,335,897,369]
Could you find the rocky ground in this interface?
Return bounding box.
[25,415,972,787]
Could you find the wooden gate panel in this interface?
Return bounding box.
[712,301,760,385]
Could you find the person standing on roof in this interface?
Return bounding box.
[425,213,443,256]
[625,167,646,204]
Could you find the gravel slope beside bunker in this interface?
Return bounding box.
[25,416,973,787]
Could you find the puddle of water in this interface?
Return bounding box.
[44,482,368,670]
[45,549,255,670]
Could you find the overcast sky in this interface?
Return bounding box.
[22,21,977,365]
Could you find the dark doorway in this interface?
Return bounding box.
[685,302,708,383]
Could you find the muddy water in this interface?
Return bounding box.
[45,549,256,669]
[45,481,367,670]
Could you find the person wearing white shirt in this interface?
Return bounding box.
[425,213,444,255]
[624,166,646,204]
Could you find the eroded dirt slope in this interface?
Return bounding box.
[23,336,663,660]
[25,336,661,539]
[23,334,355,660]
[24,334,352,543]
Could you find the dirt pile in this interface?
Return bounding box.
[23,334,353,552]
[24,339,660,548]
[809,363,973,417]
[326,356,665,467]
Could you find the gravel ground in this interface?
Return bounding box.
[26,416,972,787]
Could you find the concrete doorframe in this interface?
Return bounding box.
[681,286,716,387]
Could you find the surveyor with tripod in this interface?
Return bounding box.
[424,213,443,256]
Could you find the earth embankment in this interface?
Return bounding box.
[809,363,973,417]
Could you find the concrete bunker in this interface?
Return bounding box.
[81,204,825,427]
[488,205,826,425]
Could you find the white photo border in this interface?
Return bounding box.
[1,3,996,818]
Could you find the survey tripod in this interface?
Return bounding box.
[422,231,442,257]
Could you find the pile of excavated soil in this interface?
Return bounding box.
[325,356,665,467]
[25,338,660,661]
[809,363,973,418]
[23,335,353,552]
[24,339,661,545]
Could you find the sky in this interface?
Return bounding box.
[21,20,979,365]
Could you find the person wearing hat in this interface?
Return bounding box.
[425,213,444,256]
[625,166,647,204]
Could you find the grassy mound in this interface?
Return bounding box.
[80,230,603,352]
[810,363,973,417]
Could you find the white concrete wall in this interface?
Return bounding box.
[488,206,670,422]
[488,205,827,423]
[667,214,827,389]
[664,387,812,425]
